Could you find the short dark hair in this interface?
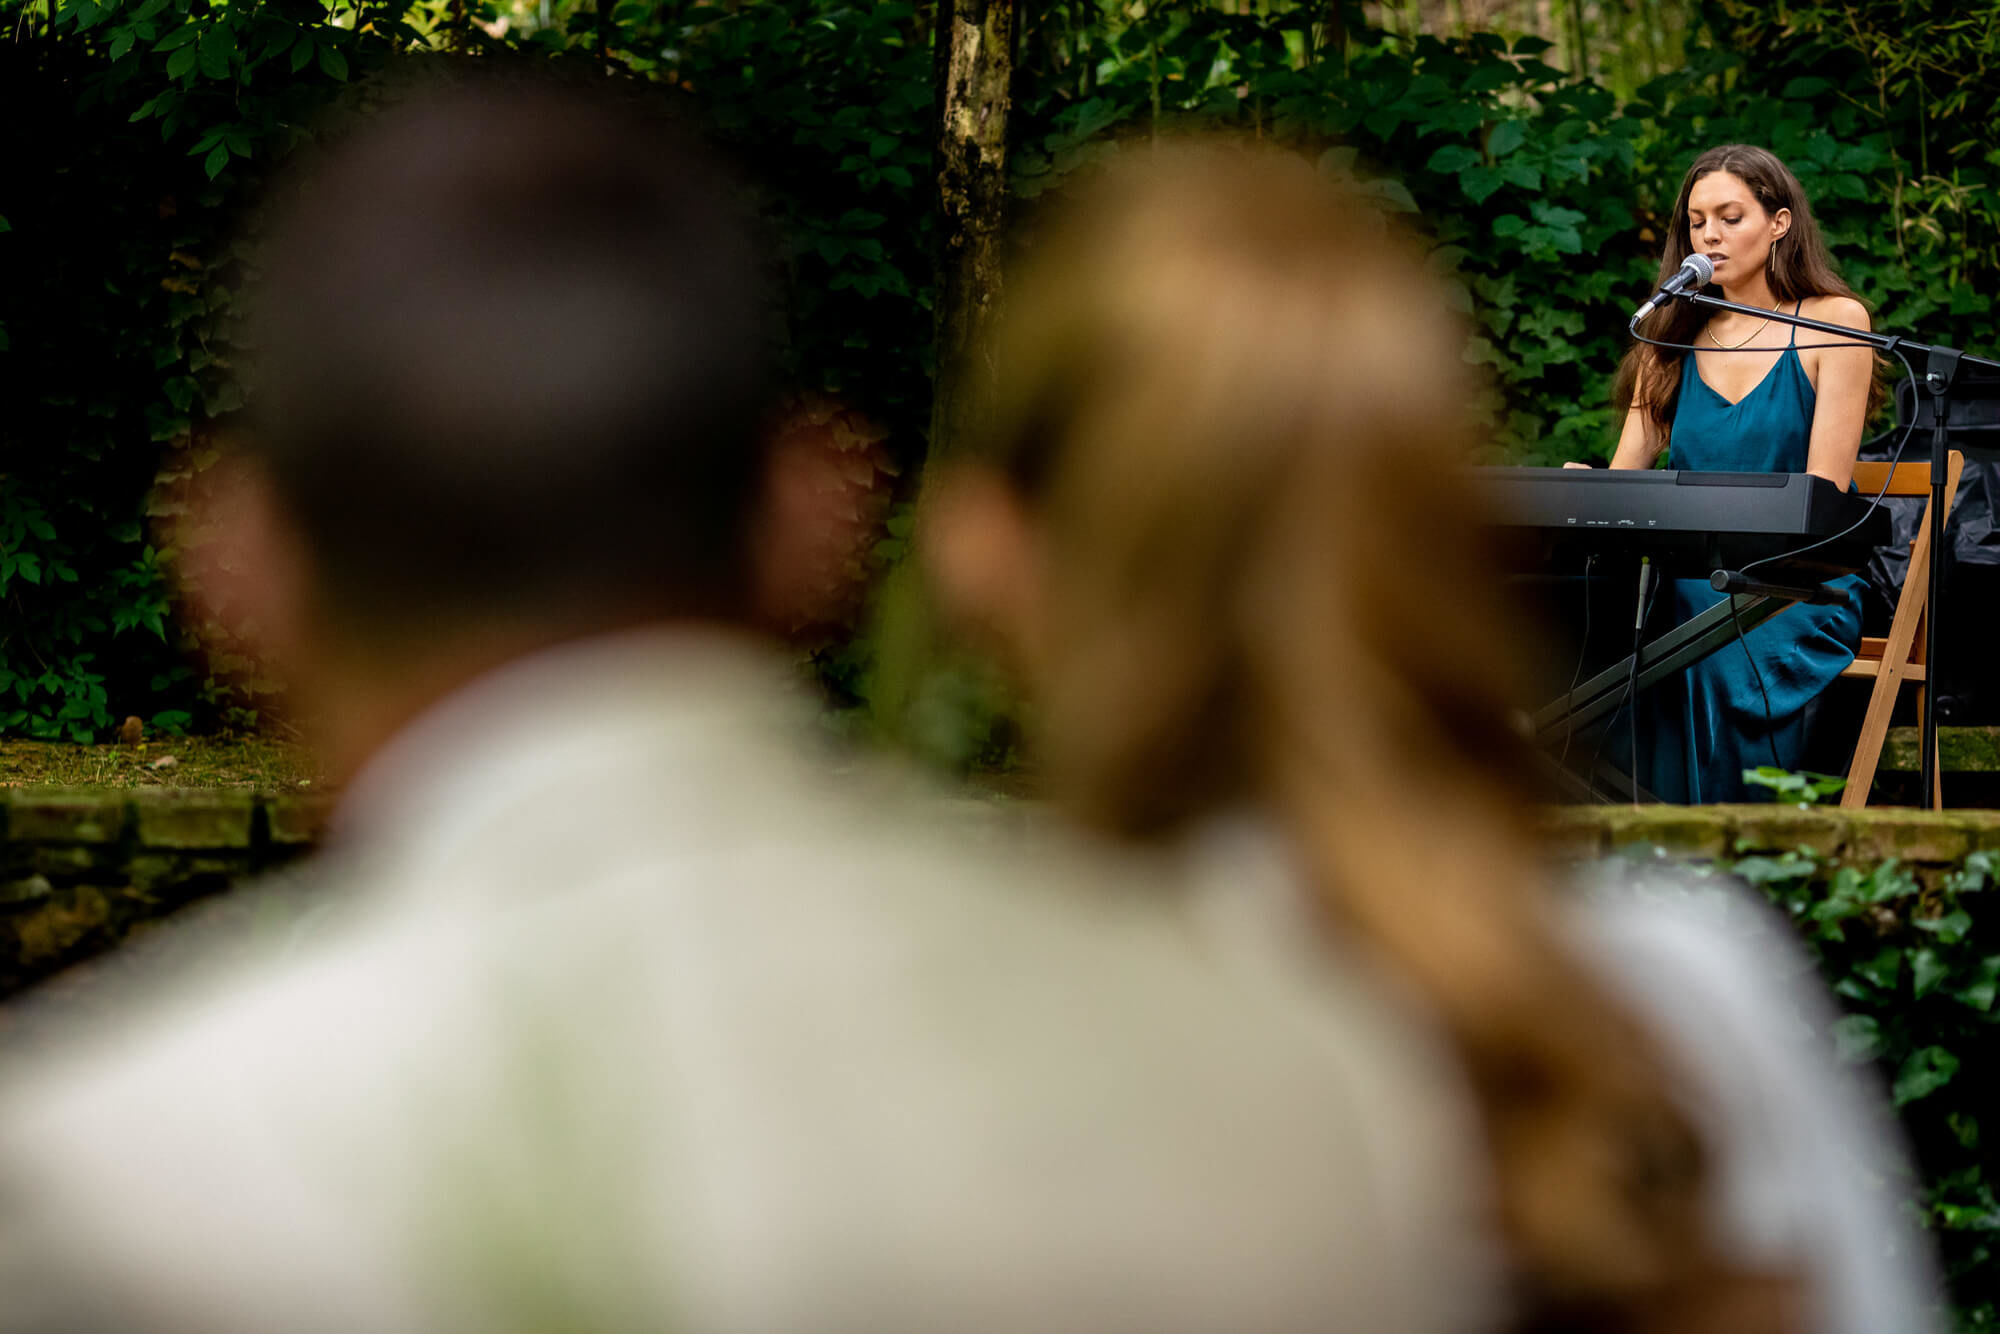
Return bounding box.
[248,76,772,635]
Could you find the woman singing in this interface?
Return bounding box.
[1604,144,1879,803]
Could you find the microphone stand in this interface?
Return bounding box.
[1647,291,2000,808]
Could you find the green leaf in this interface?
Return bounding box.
[1917,908,1974,944]
[165,41,199,79]
[1855,944,1903,991]
[198,24,232,79]
[1488,120,1527,157]
[1783,76,1834,99]
[1932,1202,2000,1232]
[152,24,199,51]
[196,25,231,79]
[1954,955,2000,1011]
[317,43,348,81]
[291,35,315,73]
[1729,850,1816,884]
[203,144,229,180]
[1315,145,1359,177]
[1830,1013,1882,1063]
[108,29,136,60]
[1913,947,1951,999]
[1462,335,1503,368]
[1837,143,1883,172]
[1425,144,1480,174]
[1459,165,1504,204]
[1360,177,1418,214]
[1894,1045,1960,1106]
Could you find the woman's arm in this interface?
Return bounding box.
[1805,296,1874,488]
[1563,405,1666,470]
[1607,404,1667,469]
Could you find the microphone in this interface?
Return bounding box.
[1630,252,1714,322]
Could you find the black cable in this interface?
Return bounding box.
[1727,590,1785,771]
[1587,559,1660,796]
[1556,552,1597,773]
[1626,327,1906,356]
[1628,560,1649,802]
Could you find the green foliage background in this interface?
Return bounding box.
[6,0,1997,741]
[1709,838,2000,1332]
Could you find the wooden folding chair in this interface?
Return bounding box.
[1841,449,1965,808]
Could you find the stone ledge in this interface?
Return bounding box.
[0,788,330,1003]
[131,791,255,850]
[4,792,129,844]
[265,794,335,845]
[1542,805,2000,862]
[0,790,334,854]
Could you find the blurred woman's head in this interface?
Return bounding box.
[928,143,1797,1333]
[931,144,1536,837]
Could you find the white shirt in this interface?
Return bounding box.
[1572,863,1943,1334]
[0,630,1497,1334]
[1183,816,1942,1334]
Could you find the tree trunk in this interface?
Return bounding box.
[927,0,1014,461]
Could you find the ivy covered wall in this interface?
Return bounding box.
[2,0,1996,741]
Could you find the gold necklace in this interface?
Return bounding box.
[1705,301,1782,350]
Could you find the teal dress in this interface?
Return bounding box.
[1635,312,1863,803]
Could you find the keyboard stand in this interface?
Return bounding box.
[1534,588,1808,802]
[1539,752,1663,804]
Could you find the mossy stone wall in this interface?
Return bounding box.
[0,789,330,999]
[1541,803,2000,866]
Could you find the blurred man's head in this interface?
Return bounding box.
[194,77,772,773]
[251,77,771,636]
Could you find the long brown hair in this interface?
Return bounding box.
[1616,143,1878,440]
[966,144,1800,1333]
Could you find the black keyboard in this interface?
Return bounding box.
[1480,466,1892,580]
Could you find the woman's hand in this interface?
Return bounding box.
[1562,461,1593,469]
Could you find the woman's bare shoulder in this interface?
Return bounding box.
[1803,293,1871,330]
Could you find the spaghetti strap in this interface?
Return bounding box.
[1789,300,1802,345]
